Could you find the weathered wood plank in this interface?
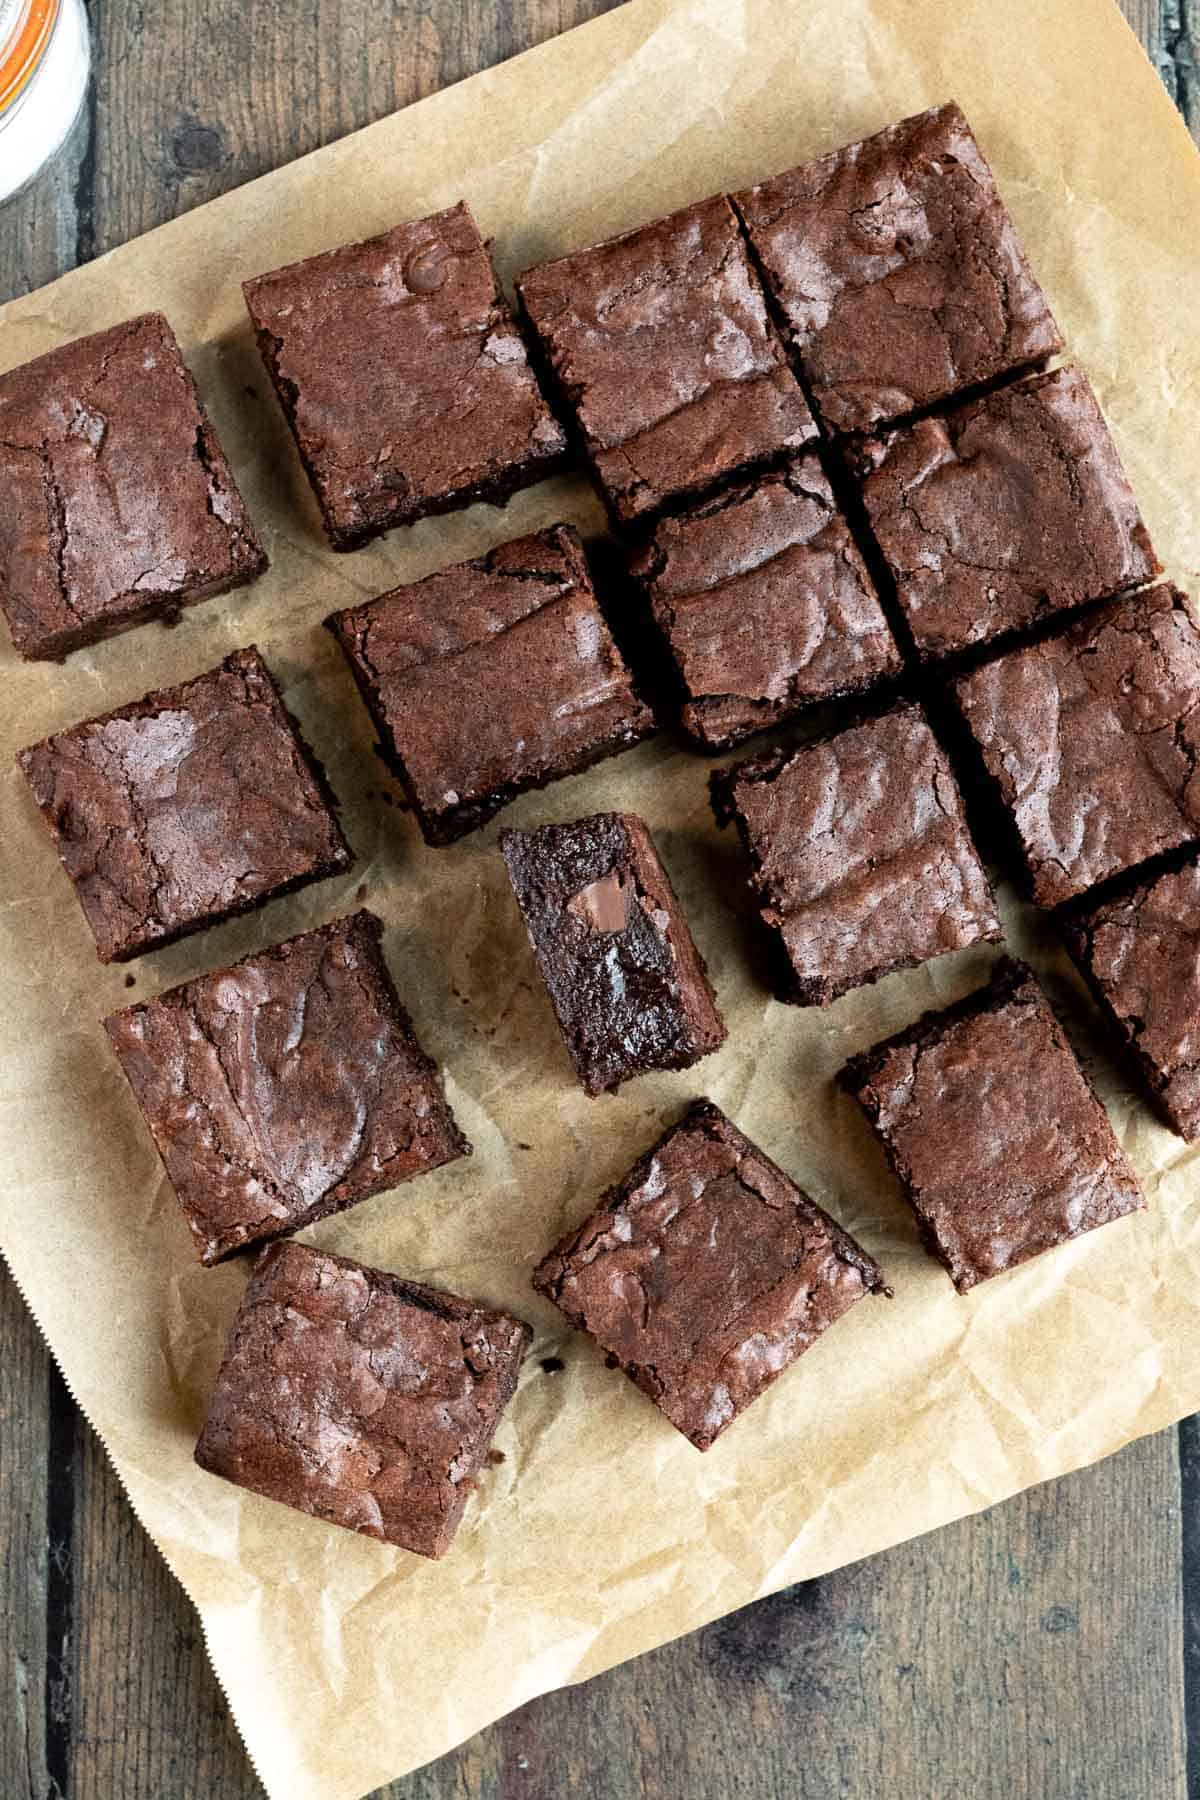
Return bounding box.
[1121,0,1200,139]
[0,1267,55,1800]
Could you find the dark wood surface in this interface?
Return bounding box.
[1,3,1198,1796]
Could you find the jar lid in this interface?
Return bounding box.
[0,0,58,118]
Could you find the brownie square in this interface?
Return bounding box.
[733,102,1063,437]
[105,910,469,1263]
[1064,860,1200,1141]
[0,312,267,661]
[953,585,1200,907]
[327,524,654,845]
[533,1100,887,1449]
[18,646,352,962]
[628,455,901,749]
[501,813,726,1095]
[711,703,1000,1007]
[852,366,1158,663]
[840,960,1144,1293]
[244,202,568,550]
[195,1241,530,1556]
[517,195,816,527]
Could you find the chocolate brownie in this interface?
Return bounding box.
[954,585,1200,907]
[244,202,568,550]
[0,313,267,661]
[517,194,815,527]
[840,959,1144,1293]
[105,910,469,1264]
[1064,860,1200,1141]
[711,704,1000,1006]
[851,366,1158,662]
[533,1100,887,1449]
[327,524,653,845]
[18,646,352,962]
[501,813,726,1095]
[195,1241,530,1556]
[629,455,901,749]
[733,102,1063,436]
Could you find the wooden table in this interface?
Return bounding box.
[1,4,1197,1795]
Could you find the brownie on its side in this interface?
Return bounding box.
[0,313,267,661]
[954,585,1200,907]
[105,910,469,1264]
[18,646,352,962]
[195,1241,530,1557]
[244,202,568,550]
[733,102,1062,437]
[534,1100,888,1449]
[327,524,654,846]
[1065,860,1200,1141]
[840,960,1144,1294]
[501,813,726,1096]
[851,366,1158,663]
[629,455,901,750]
[711,704,1001,1007]
[517,195,816,527]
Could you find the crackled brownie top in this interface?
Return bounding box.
[105,911,469,1263]
[733,102,1063,435]
[517,194,815,525]
[18,646,351,961]
[327,524,653,845]
[852,365,1157,662]
[533,1100,887,1449]
[0,312,267,661]
[195,1241,531,1557]
[840,961,1144,1293]
[954,585,1200,907]
[244,202,567,549]
[629,455,900,748]
[711,704,1000,1006]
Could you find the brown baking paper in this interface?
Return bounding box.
[2,0,1199,1792]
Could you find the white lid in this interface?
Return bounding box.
[0,0,28,51]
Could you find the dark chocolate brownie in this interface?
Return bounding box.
[851,366,1159,662]
[1065,859,1200,1141]
[195,1241,530,1556]
[18,646,352,962]
[629,454,901,749]
[840,959,1144,1293]
[534,1100,887,1449]
[953,585,1200,907]
[0,313,267,661]
[733,102,1063,436]
[711,703,1001,1007]
[244,202,568,550]
[105,910,469,1264]
[501,813,726,1095]
[517,194,816,527]
[326,524,654,845]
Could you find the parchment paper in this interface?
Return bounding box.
[2,1,1200,1793]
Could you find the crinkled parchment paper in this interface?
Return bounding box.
[2,1,1200,1793]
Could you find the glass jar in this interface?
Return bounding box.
[0,0,90,207]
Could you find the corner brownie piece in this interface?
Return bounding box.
[1064,860,1200,1141]
[517,195,815,527]
[852,366,1158,663]
[105,910,469,1263]
[629,455,901,749]
[733,102,1063,436]
[0,312,267,660]
[501,813,726,1095]
[327,524,653,845]
[195,1241,530,1556]
[840,960,1144,1293]
[711,704,1000,1007]
[244,202,567,550]
[534,1100,887,1449]
[954,585,1200,907]
[18,646,351,961]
